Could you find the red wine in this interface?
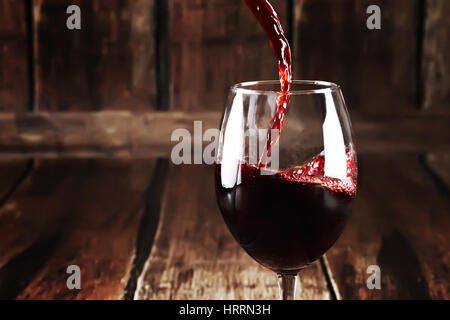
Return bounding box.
[215,151,357,273]
[244,0,292,92]
[244,0,292,167]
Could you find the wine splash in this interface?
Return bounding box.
[244,0,292,168]
[279,149,358,197]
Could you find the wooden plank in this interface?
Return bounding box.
[168,0,288,110]
[422,0,449,110]
[0,160,31,202]
[294,0,419,113]
[136,164,330,300]
[0,159,156,299]
[324,154,450,299]
[0,110,449,158]
[34,0,156,111]
[0,0,29,111]
[421,0,450,199]
[426,153,450,191]
[0,111,221,158]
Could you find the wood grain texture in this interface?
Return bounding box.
[0,110,449,158]
[422,0,449,110]
[136,164,330,300]
[294,0,419,113]
[324,154,450,299]
[168,0,288,110]
[0,0,29,111]
[34,0,156,111]
[0,159,156,299]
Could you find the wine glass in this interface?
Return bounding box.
[214,80,357,300]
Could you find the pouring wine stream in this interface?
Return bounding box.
[243,0,292,168]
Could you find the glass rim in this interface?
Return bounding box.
[231,80,341,95]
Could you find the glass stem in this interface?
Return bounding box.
[277,273,297,300]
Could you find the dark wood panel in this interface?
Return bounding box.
[168,0,288,110]
[422,0,449,110]
[34,0,156,111]
[0,110,448,158]
[0,159,155,299]
[294,0,419,113]
[0,0,29,111]
[136,164,330,299]
[324,154,450,299]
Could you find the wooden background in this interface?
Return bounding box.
[0,0,448,300]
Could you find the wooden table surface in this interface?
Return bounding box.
[0,153,448,300]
